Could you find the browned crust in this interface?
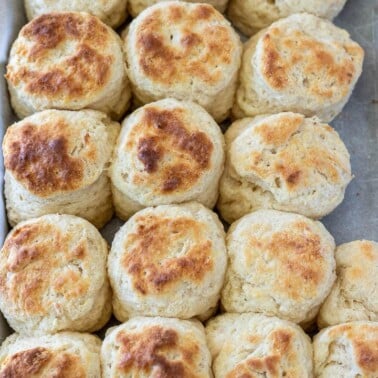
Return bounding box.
[226,330,296,378]
[260,28,363,99]
[122,214,213,295]
[127,106,213,194]
[134,4,235,85]
[243,221,324,300]
[0,222,90,316]
[238,116,346,191]
[3,120,94,196]
[115,326,200,377]
[326,323,378,373]
[6,13,114,100]
[0,347,85,378]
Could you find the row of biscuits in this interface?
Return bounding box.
[23,0,347,32]
[3,104,353,228]
[6,3,364,124]
[0,316,377,375]
[0,208,377,334]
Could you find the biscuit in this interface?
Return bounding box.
[3,109,120,228]
[233,14,364,122]
[0,332,101,377]
[318,240,378,328]
[0,214,112,335]
[24,0,128,28]
[221,209,336,325]
[218,112,352,223]
[108,202,227,321]
[110,99,225,220]
[206,313,313,377]
[101,317,212,377]
[314,321,378,377]
[228,0,347,36]
[128,0,228,17]
[6,12,131,120]
[124,2,242,122]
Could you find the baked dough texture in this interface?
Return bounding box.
[218,112,352,224]
[108,202,227,321]
[314,321,378,377]
[128,0,228,17]
[0,214,112,335]
[124,2,242,122]
[206,313,313,378]
[110,99,225,220]
[6,12,131,120]
[221,209,336,325]
[233,13,364,122]
[228,0,347,36]
[24,0,128,28]
[3,109,120,228]
[0,332,101,377]
[101,317,212,377]
[318,240,378,328]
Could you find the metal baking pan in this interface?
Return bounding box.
[0,0,376,343]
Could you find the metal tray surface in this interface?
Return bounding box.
[0,0,376,343]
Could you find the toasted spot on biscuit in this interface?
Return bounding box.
[5,122,85,197]
[0,222,90,315]
[128,106,213,195]
[6,13,114,101]
[0,347,85,378]
[260,27,362,100]
[135,5,234,86]
[355,340,378,372]
[0,348,52,377]
[116,325,199,378]
[122,215,213,295]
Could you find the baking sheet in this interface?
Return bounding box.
[0,0,376,343]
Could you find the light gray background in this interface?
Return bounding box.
[0,0,376,342]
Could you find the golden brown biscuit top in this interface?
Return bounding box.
[226,329,299,378]
[125,106,213,195]
[6,13,114,101]
[0,221,91,316]
[336,241,378,284]
[3,116,100,197]
[122,213,214,295]
[325,323,378,374]
[132,3,237,86]
[114,325,200,377]
[230,114,350,195]
[257,22,364,102]
[238,219,327,300]
[359,241,377,260]
[0,347,85,378]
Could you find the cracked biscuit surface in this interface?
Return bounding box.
[206,313,313,378]
[221,209,336,325]
[233,13,364,122]
[0,214,111,335]
[218,112,352,224]
[108,202,227,321]
[313,321,378,377]
[318,240,378,328]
